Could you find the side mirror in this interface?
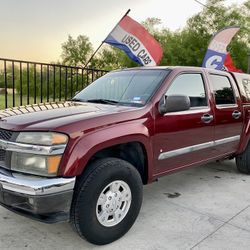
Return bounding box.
[158,95,190,114]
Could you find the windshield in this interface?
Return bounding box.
[72,69,170,107]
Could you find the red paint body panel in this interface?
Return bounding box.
[0,67,249,184]
[153,108,215,173]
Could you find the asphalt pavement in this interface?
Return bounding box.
[1,160,250,250]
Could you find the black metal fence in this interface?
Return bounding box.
[0,58,109,109]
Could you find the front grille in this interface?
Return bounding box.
[0,129,13,141]
[0,149,5,161]
[0,149,6,168]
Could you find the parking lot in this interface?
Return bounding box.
[1,160,250,250]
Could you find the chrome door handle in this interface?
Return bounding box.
[232,110,241,119]
[201,114,214,123]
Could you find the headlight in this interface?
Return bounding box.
[11,152,62,176]
[10,132,68,177]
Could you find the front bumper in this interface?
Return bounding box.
[0,167,75,223]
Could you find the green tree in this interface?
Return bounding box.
[141,17,162,35]
[14,65,93,100]
[92,46,137,70]
[61,35,93,67]
[160,0,250,71]
[0,65,16,89]
[60,0,249,72]
[135,1,249,72]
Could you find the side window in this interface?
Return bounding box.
[210,74,236,105]
[242,78,250,98]
[166,73,207,107]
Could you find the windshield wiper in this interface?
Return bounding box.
[86,99,119,105]
[70,98,85,102]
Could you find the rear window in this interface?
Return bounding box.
[233,73,250,103]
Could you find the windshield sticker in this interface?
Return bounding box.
[133,97,141,101]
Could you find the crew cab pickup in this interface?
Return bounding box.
[0,66,250,245]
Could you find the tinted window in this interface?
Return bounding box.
[242,79,250,97]
[210,75,235,105]
[74,70,169,106]
[166,73,207,107]
[233,73,250,102]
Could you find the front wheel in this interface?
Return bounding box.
[70,158,143,245]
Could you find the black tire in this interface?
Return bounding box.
[70,157,143,245]
[236,143,250,174]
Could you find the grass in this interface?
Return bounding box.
[0,94,62,110]
[0,94,36,110]
[1,94,22,110]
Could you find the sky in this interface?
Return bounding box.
[0,0,246,63]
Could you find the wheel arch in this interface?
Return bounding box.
[84,141,149,184]
[60,123,154,184]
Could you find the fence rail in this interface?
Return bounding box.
[0,58,109,109]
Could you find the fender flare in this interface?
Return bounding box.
[59,122,154,181]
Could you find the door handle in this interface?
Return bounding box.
[201,114,214,123]
[232,110,241,119]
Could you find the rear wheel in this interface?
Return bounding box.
[70,158,143,245]
[236,142,250,174]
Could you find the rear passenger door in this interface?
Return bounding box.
[209,73,243,155]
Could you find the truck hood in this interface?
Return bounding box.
[0,102,137,131]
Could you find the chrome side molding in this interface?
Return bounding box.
[158,135,240,160]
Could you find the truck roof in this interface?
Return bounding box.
[113,66,249,76]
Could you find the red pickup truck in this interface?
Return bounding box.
[0,66,250,245]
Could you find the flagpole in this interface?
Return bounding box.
[248,52,250,74]
[82,9,131,70]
